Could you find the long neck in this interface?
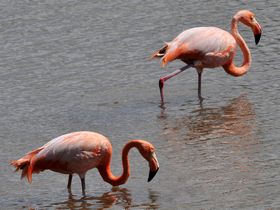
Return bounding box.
[97,141,141,186]
[223,17,251,77]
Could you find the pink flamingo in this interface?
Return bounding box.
[11,131,159,194]
[151,10,262,104]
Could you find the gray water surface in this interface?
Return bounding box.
[1,1,279,209]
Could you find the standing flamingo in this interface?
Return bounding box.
[151,10,262,105]
[10,131,159,194]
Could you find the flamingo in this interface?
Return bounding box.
[10,131,159,194]
[151,10,262,105]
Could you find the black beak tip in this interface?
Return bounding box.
[147,168,159,182]
[254,33,261,45]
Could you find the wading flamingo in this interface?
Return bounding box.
[11,131,159,194]
[151,10,262,105]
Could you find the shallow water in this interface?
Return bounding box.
[1,0,279,209]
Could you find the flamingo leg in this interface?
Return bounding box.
[196,68,204,101]
[159,64,192,105]
[67,174,73,189]
[81,177,86,194]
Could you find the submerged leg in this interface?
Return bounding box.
[67,174,73,189]
[196,68,204,101]
[159,64,192,105]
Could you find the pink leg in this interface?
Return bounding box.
[159,64,192,105]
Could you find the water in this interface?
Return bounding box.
[1,0,279,209]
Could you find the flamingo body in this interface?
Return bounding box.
[162,27,236,68]
[11,131,159,194]
[31,132,110,175]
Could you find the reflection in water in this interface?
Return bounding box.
[132,189,160,209]
[49,187,131,209]
[159,94,257,142]
[47,187,160,209]
[158,95,264,207]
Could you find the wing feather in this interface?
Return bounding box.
[175,27,235,54]
[162,27,236,66]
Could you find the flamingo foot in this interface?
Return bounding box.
[198,95,204,102]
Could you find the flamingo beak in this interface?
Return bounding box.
[147,152,159,182]
[253,18,262,45]
[254,33,261,45]
[148,168,159,182]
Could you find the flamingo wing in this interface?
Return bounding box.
[162,27,236,67]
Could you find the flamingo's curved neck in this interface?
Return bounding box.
[97,141,142,186]
[223,16,251,76]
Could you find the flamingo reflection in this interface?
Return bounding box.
[159,94,257,142]
[48,187,160,209]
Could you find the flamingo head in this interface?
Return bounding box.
[136,140,160,182]
[235,10,262,45]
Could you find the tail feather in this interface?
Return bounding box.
[10,158,31,182]
[10,147,43,183]
[151,44,168,59]
[151,43,180,67]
